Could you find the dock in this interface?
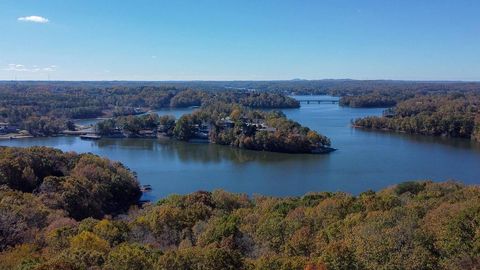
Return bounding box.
[80,134,102,140]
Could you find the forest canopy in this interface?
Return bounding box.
[178,103,331,153]
[353,93,480,141]
[2,80,480,137]
[0,148,478,270]
[94,101,331,154]
[0,84,298,136]
[0,146,141,220]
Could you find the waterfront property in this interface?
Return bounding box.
[0,122,18,134]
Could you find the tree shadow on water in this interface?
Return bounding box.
[95,138,328,165]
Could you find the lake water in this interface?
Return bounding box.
[2,96,480,199]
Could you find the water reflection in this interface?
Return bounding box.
[2,96,480,198]
[95,138,326,164]
[355,128,480,152]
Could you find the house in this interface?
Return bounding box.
[105,127,125,138]
[193,122,211,139]
[219,117,235,128]
[0,123,19,134]
[139,129,157,138]
[259,127,277,132]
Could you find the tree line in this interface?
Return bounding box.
[0,84,298,136]
[95,114,175,137]
[339,92,405,108]
[0,147,478,269]
[353,93,480,141]
[337,85,480,108]
[179,103,331,153]
[2,80,479,136]
[0,146,141,221]
[96,102,331,154]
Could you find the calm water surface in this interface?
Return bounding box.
[2,96,480,199]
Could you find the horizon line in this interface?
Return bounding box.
[1,79,480,83]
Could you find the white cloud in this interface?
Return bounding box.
[3,64,56,72]
[17,16,49,24]
[42,65,56,72]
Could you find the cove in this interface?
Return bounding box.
[1,95,479,199]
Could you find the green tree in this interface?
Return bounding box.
[173,115,194,141]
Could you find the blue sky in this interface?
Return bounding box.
[0,0,479,81]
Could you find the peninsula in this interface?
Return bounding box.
[95,102,333,154]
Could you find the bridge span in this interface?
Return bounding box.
[297,99,339,104]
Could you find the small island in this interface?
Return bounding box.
[95,102,334,154]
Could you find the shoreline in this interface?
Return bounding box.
[4,132,337,155]
[352,125,479,142]
[0,134,34,140]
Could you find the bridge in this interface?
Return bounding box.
[297,99,339,104]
